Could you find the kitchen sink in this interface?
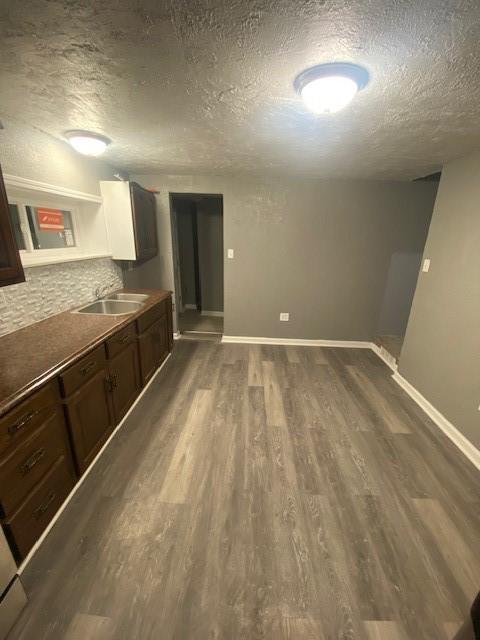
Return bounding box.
[74,300,144,316]
[106,293,149,302]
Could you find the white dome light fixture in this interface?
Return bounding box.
[294,62,369,114]
[65,130,111,156]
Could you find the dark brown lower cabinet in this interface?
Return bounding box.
[1,292,173,563]
[108,341,141,423]
[65,368,113,474]
[64,327,141,473]
[138,315,168,386]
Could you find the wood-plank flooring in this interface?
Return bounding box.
[8,342,479,640]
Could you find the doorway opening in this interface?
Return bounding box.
[374,171,440,366]
[170,193,224,338]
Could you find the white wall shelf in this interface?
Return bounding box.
[4,174,111,268]
[3,174,103,203]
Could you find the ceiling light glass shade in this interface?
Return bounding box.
[65,130,111,156]
[294,63,369,114]
[301,76,358,114]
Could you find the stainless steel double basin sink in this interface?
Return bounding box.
[74,293,149,316]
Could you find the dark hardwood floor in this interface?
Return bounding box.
[8,342,479,639]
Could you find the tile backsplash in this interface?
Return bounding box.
[0,258,123,337]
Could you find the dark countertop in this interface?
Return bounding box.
[0,288,171,418]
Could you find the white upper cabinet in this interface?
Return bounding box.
[100,181,158,263]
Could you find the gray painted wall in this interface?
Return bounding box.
[125,173,436,339]
[1,117,121,195]
[400,153,480,449]
[196,197,223,313]
[377,251,424,336]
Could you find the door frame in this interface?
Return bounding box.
[190,202,202,313]
[169,192,224,335]
[169,195,183,318]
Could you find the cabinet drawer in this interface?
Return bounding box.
[0,410,71,517]
[0,383,59,458]
[59,345,106,397]
[105,323,136,359]
[136,301,165,334]
[4,456,75,560]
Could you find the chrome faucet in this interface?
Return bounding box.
[94,281,115,300]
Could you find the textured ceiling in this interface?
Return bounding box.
[1,0,480,179]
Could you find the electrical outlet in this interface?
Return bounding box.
[279,312,289,322]
[422,258,431,273]
[227,249,234,259]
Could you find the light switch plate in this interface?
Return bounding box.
[280,312,289,322]
[422,258,431,272]
[227,249,234,259]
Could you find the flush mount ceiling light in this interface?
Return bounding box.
[294,62,369,114]
[65,130,111,156]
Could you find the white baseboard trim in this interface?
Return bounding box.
[221,335,372,348]
[370,343,398,372]
[180,330,222,335]
[392,371,480,471]
[17,353,172,574]
[184,304,198,310]
[201,310,224,317]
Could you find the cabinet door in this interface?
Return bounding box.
[138,316,168,386]
[130,182,158,262]
[108,341,141,423]
[154,314,168,365]
[166,295,174,351]
[0,164,25,287]
[138,329,156,386]
[65,368,113,474]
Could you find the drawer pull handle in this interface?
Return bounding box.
[106,375,118,393]
[8,410,39,436]
[118,334,130,344]
[80,361,96,376]
[34,491,56,519]
[20,448,46,475]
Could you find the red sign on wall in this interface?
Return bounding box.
[37,208,64,232]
